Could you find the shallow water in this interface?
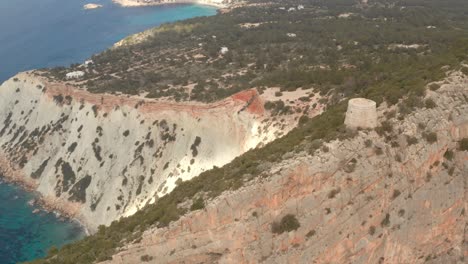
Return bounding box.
[0,178,85,263]
[0,0,216,262]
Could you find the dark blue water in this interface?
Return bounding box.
[0,1,216,263]
[0,0,217,83]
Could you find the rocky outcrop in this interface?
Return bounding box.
[101,72,468,263]
[0,72,298,232]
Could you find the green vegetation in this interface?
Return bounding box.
[271,214,301,234]
[406,136,418,145]
[264,100,291,115]
[40,0,468,105]
[190,197,205,211]
[424,98,437,109]
[380,213,391,227]
[306,229,316,238]
[444,149,454,161]
[423,132,438,143]
[29,0,468,263]
[459,138,468,151]
[140,255,153,262]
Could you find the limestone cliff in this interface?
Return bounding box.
[100,71,468,263]
[0,72,298,232]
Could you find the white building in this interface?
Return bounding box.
[220,47,229,55]
[298,5,304,10]
[287,33,297,38]
[66,71,85,79]
[84,60,94,66]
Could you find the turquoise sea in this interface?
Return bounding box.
[0,178,85,263]
[0,1,216,263]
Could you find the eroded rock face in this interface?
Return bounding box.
[101,72,467,264]
[0,72,296,231]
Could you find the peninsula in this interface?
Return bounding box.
[113,0,230,8]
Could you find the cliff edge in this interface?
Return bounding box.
[100,71,468,264]
[0,72,301,232]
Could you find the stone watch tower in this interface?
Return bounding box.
[344,98,377,129]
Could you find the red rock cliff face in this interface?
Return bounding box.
[102,73,468,263]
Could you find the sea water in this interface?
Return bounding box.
[0,177,85,263]
[0,0,217,83]
[0,0,216,263]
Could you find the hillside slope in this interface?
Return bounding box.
[101,71,468,264]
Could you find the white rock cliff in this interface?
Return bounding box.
[0,72,286,232]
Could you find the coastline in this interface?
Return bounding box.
[0,153,91,235]
[112,0,227,9]
[0,0,224,244]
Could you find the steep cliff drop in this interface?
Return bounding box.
[100,71,468,263]
[0,72,296,232]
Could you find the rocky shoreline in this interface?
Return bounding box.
[0,153,91,235]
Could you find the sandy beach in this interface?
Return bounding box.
[112,0,227,8]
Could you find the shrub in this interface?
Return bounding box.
[141,255,153,262]
[306,230,316,238]
[424,132,438,143]
[459,138,468,151]
[272,214,300,234]
[380,213,390,227]
[376,121,393,136]
[321,145,329,152]
[417,123,426,130]
[398,209,405,217]
[375,147,384,155]
[406,136,418,145]
[395,154,402,162]
[444,149,454,161]
[328,188,341,199]
[448,167,455,176]
[461,67,468,76]
[392,190,401,199]
[190,197,205,211]
[298,115,310,125]
[428,83,440,91]
[424,98,436,109]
